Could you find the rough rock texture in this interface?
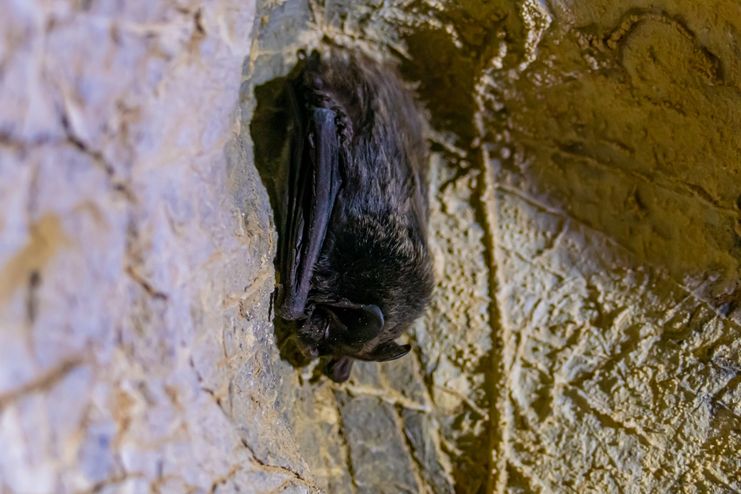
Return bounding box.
[482,3,741,491]
[0,1,318,492]
[1,0,740,493]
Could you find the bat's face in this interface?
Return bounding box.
[291,295,420,383]
[278,50,432,382]
[298,302,410,360]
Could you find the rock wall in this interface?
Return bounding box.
[1,0,739,493]
[0,1,312,492]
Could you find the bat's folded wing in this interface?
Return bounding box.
[280,95,341,321]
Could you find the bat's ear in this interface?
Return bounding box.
[326,356,354,382]
[364,341,412,362]
[325,303,384,344]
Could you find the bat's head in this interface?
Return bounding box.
[298,213,434,382]
[297,301,414,382]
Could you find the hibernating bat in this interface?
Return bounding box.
[278,49,433,383]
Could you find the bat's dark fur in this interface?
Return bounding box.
[278,50,433,383]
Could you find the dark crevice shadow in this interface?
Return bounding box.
[401,29,499,493]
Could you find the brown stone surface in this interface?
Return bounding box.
[1,0,739,493]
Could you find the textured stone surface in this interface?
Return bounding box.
[247,0,740,492]
[484,2,741,490]
[0,1,319,492]
[2,0,739,493]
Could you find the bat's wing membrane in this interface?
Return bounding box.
[280,84,341,320]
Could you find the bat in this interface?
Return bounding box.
[277,49,434,383]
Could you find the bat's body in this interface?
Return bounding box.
[279,50,433,382]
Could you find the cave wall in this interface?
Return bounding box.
[1,0,739,493]
[0,1,314,492]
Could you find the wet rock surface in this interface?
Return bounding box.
[1,0,740,493]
